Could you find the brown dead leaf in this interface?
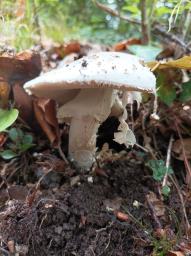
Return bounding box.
[63,41,81,55]
[146,191,166,217]
[0,50,41,83]
[113,38,142,51]
[33,98,60,147]
[52,41,81,59]
[13,83,34,124]
[168,251,184,256]
[172,138,191,160]
[0,51,41,124]
[156,43,176,60]
[147,56,191,70]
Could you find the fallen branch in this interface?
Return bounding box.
[93,0,141,25]
[152,24,191,53]
[175,120,191,185]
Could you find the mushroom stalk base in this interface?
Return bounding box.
[69,116,100,169]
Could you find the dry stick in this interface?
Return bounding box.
[93,0,141,25]
[169,121,191,235]
[162,135,174,187]
[26,168,53,207]
[146,194,162,229]
[169,175,190,236]
[140,0,150,44]
[175,121,191,185]
[58,143,69,165]
[152,24,191,53]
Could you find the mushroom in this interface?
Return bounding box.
[24,52,156,169]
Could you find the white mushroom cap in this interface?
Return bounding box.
[24,52,156,100]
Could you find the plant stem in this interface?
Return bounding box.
[140,0,149,45]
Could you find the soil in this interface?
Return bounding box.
[0,151,187,256]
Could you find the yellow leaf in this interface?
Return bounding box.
[0,80,10,108]
[147,56,191,70]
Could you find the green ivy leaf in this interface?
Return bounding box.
[162,185,171,197]
[179,80,191,102]
[0,109,19,132]
[0,150,18,160]
[128,45,161,61]
[147,160,173,182]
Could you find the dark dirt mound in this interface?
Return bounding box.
[0,157,156,256]
[0,154,188,256]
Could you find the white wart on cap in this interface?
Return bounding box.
[24,52,156,169]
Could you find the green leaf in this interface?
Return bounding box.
[147,160,173,182]
[0,150,18,160]
[128,45,161,61]
[19,143,34,152]
[122,5,139,14]
[162,185,171,197]
[179,80,191,102]
[156,6,172,16]
[0,109,19,132]
[157,72,176,106]
[8,128,19,142]
[22,134,33,145]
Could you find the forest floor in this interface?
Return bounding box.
[0,41,191,256]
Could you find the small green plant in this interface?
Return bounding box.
[152,236,175,256]
[0,108,19,132]
[0,127,34,160]
[147,159,174,196]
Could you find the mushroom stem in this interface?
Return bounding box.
[69,116,100,168]
[57,88,115,168]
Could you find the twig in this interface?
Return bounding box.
[140,0,149,44]
[175,120,191,185]
[93,0,141,25]
[0,159,18,189]
[169,175,190,236]
[58,144,69,165]
[162,135,174,187]
[135,143,149,152]
[152,24,191,53]
[146,194,162,229]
